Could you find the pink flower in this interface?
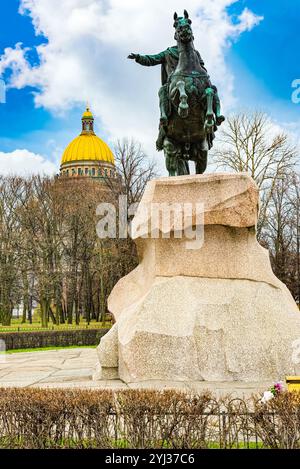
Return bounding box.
[274,381,284,393]
[261,381,284,404]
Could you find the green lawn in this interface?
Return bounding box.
[0,319,111,333]
[0,345,97,354]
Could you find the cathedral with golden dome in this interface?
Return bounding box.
[60,107,116,179]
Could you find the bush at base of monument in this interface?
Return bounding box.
[1,387,300,449]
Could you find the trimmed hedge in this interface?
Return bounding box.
[0,328,109,350]
[0,388,300,449]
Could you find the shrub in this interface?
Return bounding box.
[252,391,300,449]
[0,388,300,449]
[0,328,109,350]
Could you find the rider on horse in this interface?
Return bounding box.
[128,47,224,150]
[128,10,225,176]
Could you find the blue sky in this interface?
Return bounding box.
[0,0,299,174]
[227,0,300,122]
[0,1,82,166]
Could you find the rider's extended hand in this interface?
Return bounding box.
[128,53,138,60]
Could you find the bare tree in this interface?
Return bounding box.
[107,138,158,205]
[287,172,300,303]
[212,112,297,237]
[0,140,159,327]
[260,175,294,284]
[0,177,24,325]
[17,176,64,327]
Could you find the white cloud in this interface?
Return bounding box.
[235,7,263,33]
[0,0,263,164]
[0,149,57,176]
[279,120,300,149]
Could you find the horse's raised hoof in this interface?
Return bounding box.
[216,115,225,126]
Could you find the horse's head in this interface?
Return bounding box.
[173,10,193,43]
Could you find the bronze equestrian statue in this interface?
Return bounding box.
[128,10,225,176]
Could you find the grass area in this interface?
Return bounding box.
[0,319,111,333]
[0,345,97,354]
[0,437,265,449]
[207,441,264,449]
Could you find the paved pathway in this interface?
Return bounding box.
[0,348,271,398]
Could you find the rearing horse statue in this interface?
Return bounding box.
[128,10,225,176]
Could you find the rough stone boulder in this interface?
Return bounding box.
[94,173,300,383]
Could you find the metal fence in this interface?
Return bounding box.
[1,392,298,449]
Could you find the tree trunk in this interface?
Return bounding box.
[40,298,49,328]
[75,293,80,325]
[49,306,57,325]
[99,273,106,323]
[22,272,30,323]
[28,296,33,324]
[0,289,12,325]
[1,305,12,326]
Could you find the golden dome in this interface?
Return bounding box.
[61,134,115,165]
[60,106,115,167]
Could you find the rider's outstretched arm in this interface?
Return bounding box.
[128,51,166,66]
